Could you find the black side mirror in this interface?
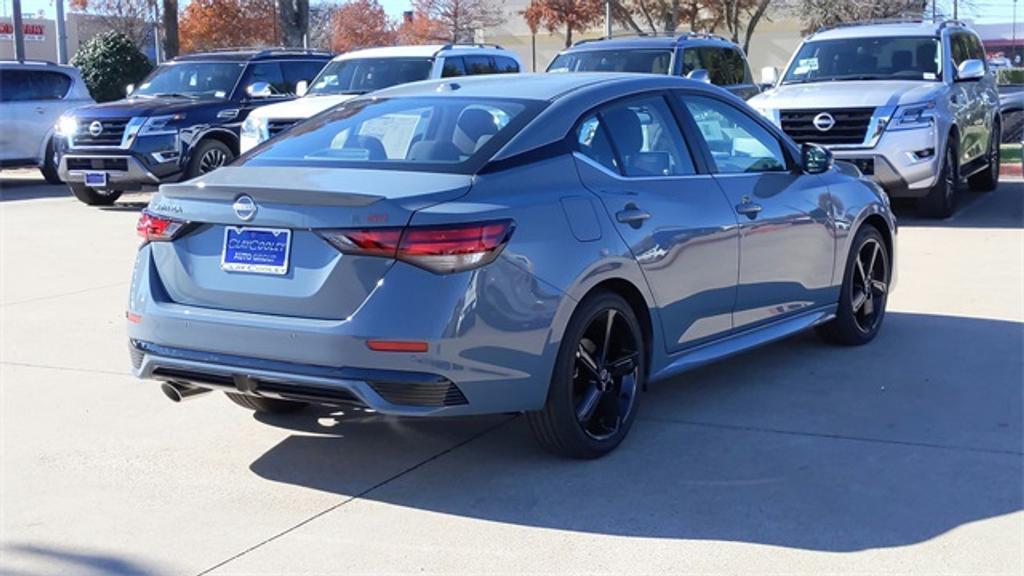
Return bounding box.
[802,143,833,174]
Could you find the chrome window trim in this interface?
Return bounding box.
[572,151,708,182]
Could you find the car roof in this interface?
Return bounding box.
[562,33,738,53]
[809,21,959,41]
[0,60,78,71]
[335,44,518,61]
[370,71,709,102]
[172,49,332,62]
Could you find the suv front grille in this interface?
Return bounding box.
[267,119,299,138]
[73,118,130,147]
[779,108,875,146]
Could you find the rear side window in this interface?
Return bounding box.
[442,57,466,78]
[680,95,787,174]
[681,47,748,86]
[464,56,498,75]
[0,69,71,101]
[282,60,327,90]
[494,57,520,73]
[577,96,696,177]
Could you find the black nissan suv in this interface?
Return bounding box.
[55,48,331,205]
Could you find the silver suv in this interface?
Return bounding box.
[750,20,1001,217]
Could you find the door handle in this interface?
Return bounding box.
[735,199,762,220]
[34,106,45,114]
[616,204,651,227]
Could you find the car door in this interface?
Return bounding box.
[949,32,984,164]
[0,69,69,162]
[573,94,741,352]
[676,93,835,331]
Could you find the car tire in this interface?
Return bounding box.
[919,137,958,219]
[224,392,306,414]
[40,138,62,184]
[816,225,890,346]
[67,182,123,206]
[527,291,645,459]
[968,121,1000,192]
[186,139,234,180]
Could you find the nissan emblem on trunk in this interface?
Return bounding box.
[813,112,836,132]
[233,195,257,221]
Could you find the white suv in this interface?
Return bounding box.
[0,61,93,183]
[241,44,523,153]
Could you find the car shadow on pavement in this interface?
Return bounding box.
[1,543,155,576]
[0,176,69,202]
[893,179,1023,229]
[249,312,1022,552]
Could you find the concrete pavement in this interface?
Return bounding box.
[1,169,1021,575]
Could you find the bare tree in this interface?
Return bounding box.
[412,0,505,43]
[797,0,928,33]
[163,0,179,58]
[70,0,153,49]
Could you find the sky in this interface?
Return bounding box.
[1,0,1017,25]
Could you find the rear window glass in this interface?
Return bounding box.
[240,97,543,174]
[548,49,672,74]
[0,69,71,101]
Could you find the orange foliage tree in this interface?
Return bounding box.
[396,6,449,44]
[522,0,605,47]
[178,0,277,53]
[330,0,396,53]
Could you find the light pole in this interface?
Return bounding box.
[605,1,612,38]
[11,0,24,61]
[1014,0,1019,66]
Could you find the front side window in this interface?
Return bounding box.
[245,63,288,94]
[495,57,520,73]
[240,96,539,174]
[133,62,245,99]
[548,49,673,74]
[308,58,433,96]
[577,96,695,177]
[283,60,328,89]
[782,36,942,83]
[681,95,787,174]
[681,47,749,86]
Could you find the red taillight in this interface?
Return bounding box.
[320,220,514,274]
[136,210,191,245]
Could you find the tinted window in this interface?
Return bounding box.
[783,36,942,83]
[577,96,695,177]
[134,61,244,99]
[0,69,71,101]
[951,33,970,67]
[241,96,538,174]
[548,49,672,74]
[282,60,327,90]
[494,57,520,73]
[681,47,748,85]
[245,62,288,94]
[967,33,986,62]
[442,57,466,78]
[464,56,497,75]
[681,95,787,174]
[308,58,433,96]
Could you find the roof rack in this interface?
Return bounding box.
[185,46,332,57]
[0,59,59,66]
[572,30,731,47]
[813,16,940,35]
[436,43,504,52]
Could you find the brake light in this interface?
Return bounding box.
[320,220,514,274]
[136,210,192,245]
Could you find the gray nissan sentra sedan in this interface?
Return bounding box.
[128,73,896,458]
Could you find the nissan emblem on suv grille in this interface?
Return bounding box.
[813,112,836,132]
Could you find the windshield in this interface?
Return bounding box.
[240,96,542,174]
[133,61,245,99]
[548,49,673,74]
[307,58,434,96]
[783,37,942,84]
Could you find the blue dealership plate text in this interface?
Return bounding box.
[221,227,291,275]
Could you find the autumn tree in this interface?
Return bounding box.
[522,0,604,48]
[397,7,450,43]
[409,0,505,43]
[179,0,276,53]
[331,0,396,53]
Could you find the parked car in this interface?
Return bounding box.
[750,19,1001,218]
[547,33,760,100]
[129,73,896,458]
[54,48,331,205]
[0,60,93,183]
[997,68,1024,142]
[240,44,523,153]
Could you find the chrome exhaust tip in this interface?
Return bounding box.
[160,381,211,403]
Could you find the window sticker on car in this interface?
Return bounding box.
[794,58,819,75]
[923,72,936,81]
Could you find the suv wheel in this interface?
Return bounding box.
[68,183,123,206]
[920,137,958,219]
[186,139,234,179]
[40,138,62,185]
[968,121,1001,192]
[527,291,645,459]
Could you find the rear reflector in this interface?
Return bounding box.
[367,340,429,353]
[137,210,192,245]
[319,220,514,274]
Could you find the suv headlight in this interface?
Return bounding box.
[890,101,936,131]
[140,114,185,136]
[241,115,268,143]
[55,114,78,137]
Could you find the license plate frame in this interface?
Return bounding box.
[221,226,292,276]
[84,171,108,187]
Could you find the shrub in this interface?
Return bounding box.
[71,31,153,102]
[997,68,1024,86]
